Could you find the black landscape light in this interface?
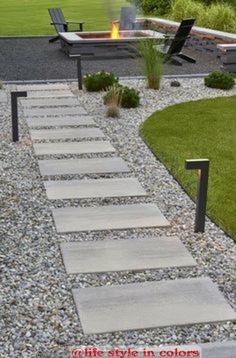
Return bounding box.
[11,91,27,142]
[185,159,210,233]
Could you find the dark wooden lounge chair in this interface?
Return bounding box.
[119,7,137,30]
[48,8,84,43]
[160,18,196,66]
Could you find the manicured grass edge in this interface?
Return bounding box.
[139,103,236,241]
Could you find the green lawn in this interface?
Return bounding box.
[0,0,127,35]
[140,96,236,239]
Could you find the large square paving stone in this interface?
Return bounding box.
[30,128,104,141]
[39,157,130,176]
[52,203,169,233]
[24,106,87,117]
[45,177,146,199]
[34,141,115,156]
[73,277,236,334]
[21,98,80,108]
[26,116,96,128]
[60,236,196,274]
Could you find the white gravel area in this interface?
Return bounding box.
[1,79,236,357]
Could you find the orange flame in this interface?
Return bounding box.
[111,22,120,39]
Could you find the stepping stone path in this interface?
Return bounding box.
[33,141,115,156]
[39,157,130,176]
[21,97,81,108]
[60,236,196,274]
[73,277,236,334]
[44,177,147,200]
[30,127,104,141]
[24,106,87,116]
[21,84,236,338]
[52,203,170,233]
[27,116,95,128]
[27,90,75,98]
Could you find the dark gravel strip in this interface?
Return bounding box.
[0,37,221,81]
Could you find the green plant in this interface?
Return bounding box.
[141,0,171,15]
[105,84,121,118]
[170,0,205,23]
[83,70,118,92]
[205,71,235,90]
[170,0,236,32]
[205,3,236,32]
[139,39,164,90]
[0,81,3,89]
[120,86,140,108]
[104,85,140,108]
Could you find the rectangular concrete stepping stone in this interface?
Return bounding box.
[52,203,169,233]
[17,83,69,91]
[45,177,147,199]
[34,141,115,156]
[24,106,87,117]
[21,98,80,108]
[39,157,130,176]
[73,277,236,334]
[27,90,74,98]
[30,128,104,141]
[26,116,96,128]
[60,236,196,274]
[200,341,236,358]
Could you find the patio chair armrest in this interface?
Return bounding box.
[66,21,85,25]
[51,22,67,26]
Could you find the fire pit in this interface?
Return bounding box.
[59,23,165,59]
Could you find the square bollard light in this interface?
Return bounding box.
[185,159,210,233]
[11,91,27,142]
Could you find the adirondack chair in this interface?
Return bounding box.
[48,8,84,43]
[119,7,137,30]
[160,18,196,66]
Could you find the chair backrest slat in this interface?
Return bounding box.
[49,8,66,33]
[167,18,195,56]
[120,7,136,30]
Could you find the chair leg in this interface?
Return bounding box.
[177,53,196,63]
[169,57,183,66]
[49,36,59,43]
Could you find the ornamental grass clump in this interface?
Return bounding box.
[205,71,235,90]
[104,85,140,108]
[105,85,121,118]
[139,39,164,90]
[83,70,118,92]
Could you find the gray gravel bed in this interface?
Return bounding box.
[1,80,235,356]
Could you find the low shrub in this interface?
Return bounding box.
[121,86,140,108]
[83,70,118,92]
[204,71,235,90]
[141,0,171,15]
[104,85,140,108]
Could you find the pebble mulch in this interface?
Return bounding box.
[1,79,235,357]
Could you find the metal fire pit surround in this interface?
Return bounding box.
[59,30,165,59]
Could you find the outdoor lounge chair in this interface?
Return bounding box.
[48,8,84,43]
[119,7,137,30]
[160,18,196,66]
